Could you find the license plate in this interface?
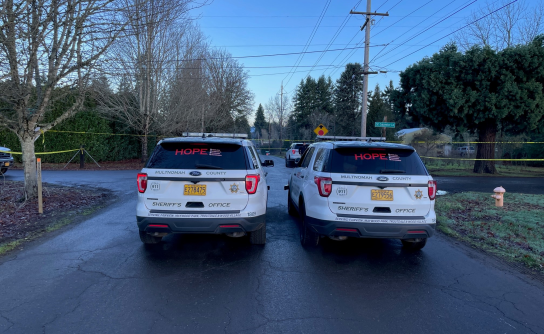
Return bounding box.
[371,189,393,201]
[4,162,9,166]
[184,184,206,196]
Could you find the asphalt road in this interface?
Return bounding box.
[1,160,544,333]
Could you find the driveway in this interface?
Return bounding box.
[1,163,544,333]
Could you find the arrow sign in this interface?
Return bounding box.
[314,124,329,136]
[375,122,395,128]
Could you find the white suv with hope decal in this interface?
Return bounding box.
[136,134,274,245]
[286,138,437,250]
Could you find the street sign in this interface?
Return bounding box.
[314,124,329,136]
[375,122,395,128]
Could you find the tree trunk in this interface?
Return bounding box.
[21,137,38,200]
[141,135,148,163]
[473,122,497,174]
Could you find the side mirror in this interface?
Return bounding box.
[294,158,301,166]
[263,159,274,167]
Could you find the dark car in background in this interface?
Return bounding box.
[0,146,14,175]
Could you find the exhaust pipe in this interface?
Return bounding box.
[226,232,246,238]
[329,236,348,241]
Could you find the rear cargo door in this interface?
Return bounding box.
[327,147,431,217]
[142,142,249,213]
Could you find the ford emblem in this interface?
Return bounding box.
[190,171,201,176]
[377,176,389,181]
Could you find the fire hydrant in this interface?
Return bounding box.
[491,186,506,207]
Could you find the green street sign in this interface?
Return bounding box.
[375,122,395,128]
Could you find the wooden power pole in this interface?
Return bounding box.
[350,1,388,137]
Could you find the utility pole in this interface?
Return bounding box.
[350,1,388,137]
[280,82,283,145]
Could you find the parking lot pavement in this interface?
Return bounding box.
[1,162,544,333]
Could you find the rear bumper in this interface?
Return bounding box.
[0,158,13,169]
[305,216,435,239]
[137,215,265,234]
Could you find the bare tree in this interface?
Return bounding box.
[0,0,126,199]
[265,93,291,144]
[455,0,544,51]
[96,0,205,161]
[204,48,254,133]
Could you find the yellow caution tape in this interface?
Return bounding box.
[420,156,544,161]
[0,149,79,155]
[47,130,160,137]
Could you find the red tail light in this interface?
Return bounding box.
[314,176,333,197]
[428,180,437,200]
[292,149,296,154]
[246,174,260,194]
[137,173,148,193]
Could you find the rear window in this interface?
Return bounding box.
[329,148,428,175]
[293,144,304,150]
[146,142,247,170]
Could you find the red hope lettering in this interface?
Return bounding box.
[354,153,388,160]
[175,148,209,155]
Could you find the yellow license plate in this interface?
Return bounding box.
[4,162,9,166]
[184,184,206,196]
[371,189,393,201]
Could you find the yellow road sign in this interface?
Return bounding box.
[314,124,329,136]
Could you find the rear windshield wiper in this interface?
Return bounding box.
[195,164,223,169]
[380,169,406,174]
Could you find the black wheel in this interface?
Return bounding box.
[0,168,7,175]
[299,202,319,247]
[401,238,427,250]
[249,224,266,245]
[139,230,162,244]
[285,158,288,167]
[287,190,298,216]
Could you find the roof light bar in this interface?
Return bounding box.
[316,136,386,142]
[182,132,248,139]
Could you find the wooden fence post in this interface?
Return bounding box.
[37,158,43,214]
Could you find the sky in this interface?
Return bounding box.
[192,0,540,122]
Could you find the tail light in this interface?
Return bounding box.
[137,173,148,193]
[428,180,437,200]
[246,174,260,194]
[292,149,296,154]
[314,176,333,197]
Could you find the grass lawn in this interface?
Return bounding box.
[425,162,544,177]
[435,192,544,272]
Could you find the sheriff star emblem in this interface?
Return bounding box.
[415,189,423,199]
[230,183,239,194]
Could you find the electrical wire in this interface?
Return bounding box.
[282,0,332,88]
[382,0,519,67]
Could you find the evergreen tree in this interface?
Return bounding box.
[401,38,544,174]
[334,63,364,136]
[367,84,395,139]
[316,75,334,115]
[292,77,318,139]
[254,104,267,139]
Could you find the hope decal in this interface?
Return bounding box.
[353,153,402,161]
[174,148,222,156]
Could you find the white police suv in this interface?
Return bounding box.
[136,133,273,245]
[285,142,304,167]
[286,136,437,250]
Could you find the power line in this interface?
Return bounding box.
[369,0,459,64]
[326,0,405,78]
[370,0,477,64]
[282,0,332,88]
[382,0,519,67]
[298,0,363,85]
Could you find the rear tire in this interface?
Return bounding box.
[0,168,7,175]
[285,158,289,167]
[249,224,266,245]
[401,238,427,250]
[139,230,162,244]
[299,202,319,248]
